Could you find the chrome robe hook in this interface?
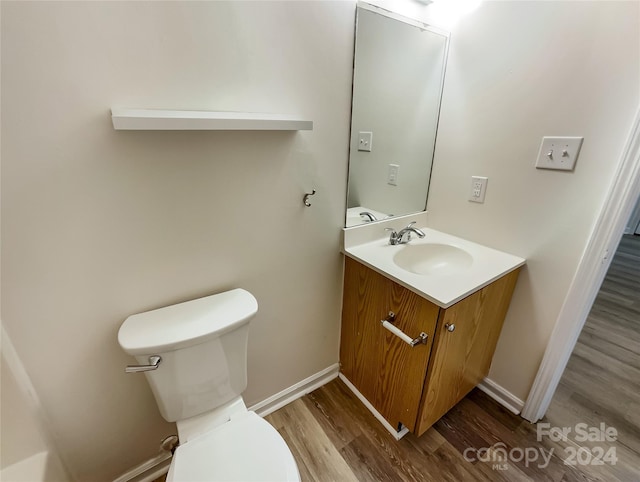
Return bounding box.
[303,189,316,207]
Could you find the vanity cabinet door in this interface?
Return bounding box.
[340,257,439,432]
[415,268,521,435]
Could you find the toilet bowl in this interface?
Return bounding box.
[168,410,298,481]
[118,289,300,482]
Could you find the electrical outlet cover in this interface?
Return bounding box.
[469,176,488,203]
[388,164,399,186]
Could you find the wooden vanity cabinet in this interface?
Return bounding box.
[339,256,520,436]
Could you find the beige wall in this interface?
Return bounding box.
[427,0,640,400]
[1,2,355,480]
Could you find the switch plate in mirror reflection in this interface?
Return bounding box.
[358,131,373,152]
[344,4,450,228]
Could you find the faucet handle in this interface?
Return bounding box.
[385,227,400,245]
[405,221,417,229]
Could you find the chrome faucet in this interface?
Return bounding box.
[386,222,426,245]
[360,211,378,222]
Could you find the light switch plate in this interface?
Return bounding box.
[358,131,373,152]
[535,137,583,171]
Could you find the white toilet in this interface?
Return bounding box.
[118,288,300,482]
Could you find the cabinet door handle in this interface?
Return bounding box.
[381,312,428,347]
[444,323,455,332]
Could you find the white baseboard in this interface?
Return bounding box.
[249,363,340,417]
[338,373,410,440]
[112,452,172,482]
[477,377,524,415]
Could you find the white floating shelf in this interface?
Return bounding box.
[111,109,313,131]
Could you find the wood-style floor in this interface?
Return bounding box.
[157,376,637,481]
[543,233,640,482]
[266,378,619,481]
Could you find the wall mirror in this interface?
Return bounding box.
[345,4,450,227]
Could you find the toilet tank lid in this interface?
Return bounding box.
[118,289,258,356]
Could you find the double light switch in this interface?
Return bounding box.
[535,137,583,171]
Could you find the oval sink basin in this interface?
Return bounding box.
[392,243,474,276]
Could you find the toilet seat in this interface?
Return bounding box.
[167,411,300,482]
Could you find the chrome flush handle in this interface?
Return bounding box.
[125,355,162,373]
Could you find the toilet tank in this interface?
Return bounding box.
[118,289,258,422]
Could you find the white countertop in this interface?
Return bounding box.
[343,226,525,308]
